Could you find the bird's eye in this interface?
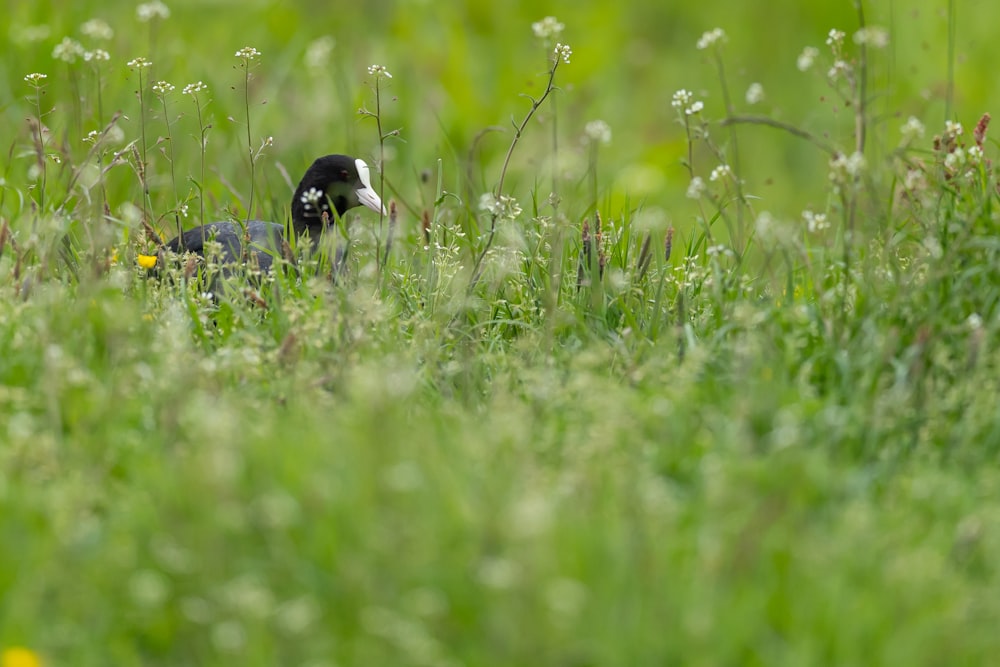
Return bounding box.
[340,170,348,179]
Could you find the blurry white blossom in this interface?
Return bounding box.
[686,177,706,199]
[900,116,925,142]
[696,28,726,50]
[532,16,565,40]
[797,46,819,71]
[853,26,889,48]
[583,120,612,145]
[136,1,170,21]
[80,18,113,40]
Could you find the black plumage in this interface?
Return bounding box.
[161,154,384,272]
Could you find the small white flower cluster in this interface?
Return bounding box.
[829,151,866,183]
[84,49,110,62]
[532,16,564,40]
[900,116,925,142]
[479,193,523,220]
[686,176,706,199]
[53,37,85,63]
[137,1,170,22]
[802,210,830,232]
[967,144,985,166]
[152,80,174,95]
[305,36,335,70]
[671,89,703,116]
[81,18,114,41]
[554,42,572,64]
[944,147,967,172]
[300,187,325,211]
[797,46,819,71]
[706,244,734,258]
[853,26,889,48]
[826,29,846,47]
[709,164,732,182]
[16,25,52,44]
[127,57,152,69]
[235,46,260,60]
[696,27,726,50]
[367,64,393,79]
[24,72,48,85]
[745,82,764,105]
[583,120,611,145]
[944,120,963,138]
[827,59,851,81]
[183,81,207,95]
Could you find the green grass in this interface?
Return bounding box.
[3,1,1000,665]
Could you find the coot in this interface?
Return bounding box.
[160,154,384,272]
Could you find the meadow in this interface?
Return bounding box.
[3,0,1000,665]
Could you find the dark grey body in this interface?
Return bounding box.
[165,220,289,272]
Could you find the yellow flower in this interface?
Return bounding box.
[137,254,158,269]
[2,647,43,667]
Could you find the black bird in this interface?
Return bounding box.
[161,154,385,272]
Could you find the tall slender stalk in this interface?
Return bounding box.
[469,46,569,289]
[153,81,181,242]
[127,58,153,237]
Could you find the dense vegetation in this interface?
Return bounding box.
[2,1,1000,665]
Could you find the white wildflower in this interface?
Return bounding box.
[80,18,113,40]
[797,46,819,71]
[901,116,925,142]
[696,28,726,50]
[686,177,706,199]
[83,49,110,62]
[583,120,611,145]
[479,193,522,219]
[853,26,889,48]
[826,29,846,47]
[944,147,965,171]
[53,37,84,63]
[152,80,174,95]
[706,244,733,257]
[235,46,260,60]
[967,145,984,165]
[532,16,565,40]
[827,59,850,81]
[300,187,323,210]
[709,164,732,182]
[803,210,830,232]
[554,42,572,64]
[745,82,764,105]
[136,1,170,22]
[829,151,866,182]
[304,36,335,70]
[367,64,392,78]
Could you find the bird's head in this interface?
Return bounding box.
[291,154,385,230]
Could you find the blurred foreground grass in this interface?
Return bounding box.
[3,1,1000,665]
